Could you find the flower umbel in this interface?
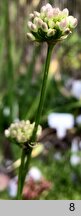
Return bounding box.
[5,120,42,144]
[27,3,78,43]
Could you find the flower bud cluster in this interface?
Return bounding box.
[27,3,78,43]
[5,120,42,144]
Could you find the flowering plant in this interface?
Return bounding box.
[5,120,42,145]
[5,3,77,200]
[27,3,77,43]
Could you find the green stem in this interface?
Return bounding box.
[17,43,54,200]
[17,149,26,200]
[20,147,32,194]
[30,44,54,142]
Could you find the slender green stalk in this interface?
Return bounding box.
[17,43,54,199]
[30,44,54,143]
[17,146,32,199]
[17,149,26,200]
[20,147,32,194]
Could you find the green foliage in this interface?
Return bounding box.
[0,0,81,200]
[58,32,81,77]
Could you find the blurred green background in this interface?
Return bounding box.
[0,0,81,200]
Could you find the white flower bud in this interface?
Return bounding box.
[40,6,46,19]
[41,6,46,13]
[34,17,39,25]
[37,18,43,27]
[17,134,23,143]
[10,130,17,138]
[27,5,77,43]
[62,8,69,17]
[28,22,37,32]
[34,11,40,17]
[5,129,10,138]
[46,8,54,18]
[47,29,56,37]
[46,3,52,10]
[29,13,34,20]
[53,8,60,17]
[45,4,53,17]
[28,21,32,29]
[41,22,48,32]
[14,122,19,129]
[67,16,78,28]
[21,120,25,124]
[59,18,68,30]
[5,120,42,144]
[31,24,37,32]
[26,120,30,125]
[41,4,52,15]
[26,33,35,41]
[73,18,78,28]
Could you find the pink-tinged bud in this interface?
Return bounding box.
[26,33,35,41]
[40,6,47,19]
[29,13,34,20]
[28,21,37,32]
[46,8,54,18]
[41,6,46,13]
[47,29,56,37]
[27,5,77,43]
[41,22,48,32]
[53,8,60,17]
[31,24,37,32]
[62,8,69,17]
[46,3,52,10]
[28,21,32,29]
[73,18,78,27]
[59,18,68,30]
[41,4,52,18]
[34,11,40,17]
[67,16,78,28]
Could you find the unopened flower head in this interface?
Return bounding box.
[5,120,42,144]
[27,3,78,43]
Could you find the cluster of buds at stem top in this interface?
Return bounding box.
[27,3,78,43]
[5,120,42,145]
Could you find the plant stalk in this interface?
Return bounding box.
[17,43,54,199]
[17,149,26,200]
[30,44,54,143]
